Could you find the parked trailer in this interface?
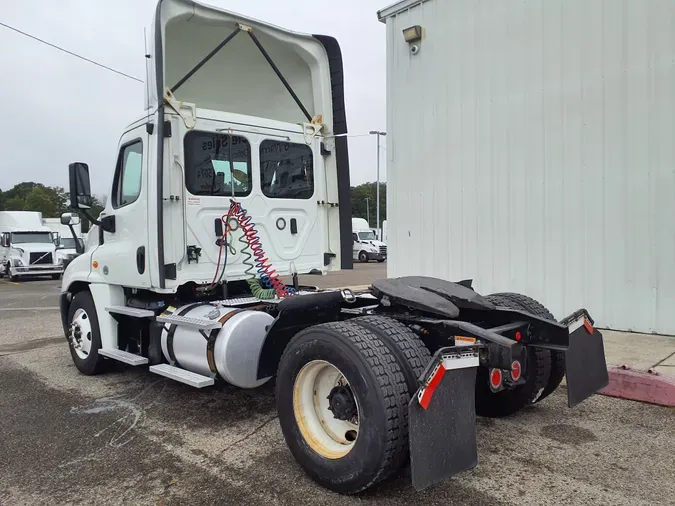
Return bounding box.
[59,0,608,494]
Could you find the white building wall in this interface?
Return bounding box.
[381,0,675,334]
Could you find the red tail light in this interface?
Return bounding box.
[511,360,522,381]
[489,368,503,390]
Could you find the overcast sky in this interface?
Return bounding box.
[0,0,388,195]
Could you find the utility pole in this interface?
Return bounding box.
[365,197,370,227]
[369,130,386,239]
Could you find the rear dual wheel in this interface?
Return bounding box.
[475,293,562,417]
[276,318,430,494]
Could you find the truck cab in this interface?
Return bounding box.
[0,211,64,281]
[63,0,352,297]
[351,217,386,263]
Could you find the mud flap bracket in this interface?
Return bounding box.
[409,347,479,491]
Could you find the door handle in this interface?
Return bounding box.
[290,218,298,235]
[136,246,146,274]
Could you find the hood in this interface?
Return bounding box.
[147,0,334,126]
[11,243,55,254]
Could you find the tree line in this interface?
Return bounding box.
[0,182,105,232]
[350,182,386,228]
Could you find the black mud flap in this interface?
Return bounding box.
[564,312,609,407]
[409,348,479,491]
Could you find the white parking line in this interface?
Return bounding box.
[0,306,59,311]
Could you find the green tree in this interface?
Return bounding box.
[1,182,68,217]
[350,182,386,229]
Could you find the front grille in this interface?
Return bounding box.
[30,252,53,265]
[379,246,387,255]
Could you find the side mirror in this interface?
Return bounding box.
[0,234,6,247]
[68,162,93,209]
[60,212,80,226]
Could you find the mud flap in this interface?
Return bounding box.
[409,348,479,491]
[564,313,609,407]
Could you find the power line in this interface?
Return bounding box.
[0,20,143,83]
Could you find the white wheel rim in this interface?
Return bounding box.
[70,308,93,359]
[293,360,359,459]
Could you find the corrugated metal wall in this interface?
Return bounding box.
[384,0,675,334]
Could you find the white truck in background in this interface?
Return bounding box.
[43,216,84,269]
[0,211,64,281]
[351,217,386,263]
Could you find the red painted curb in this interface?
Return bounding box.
[598,365,675,407]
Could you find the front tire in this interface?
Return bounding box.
[376,258,385,263]
[67,291,105,375]
[9,267,18,282]
[276,321,409,494]
[358,251,369,263]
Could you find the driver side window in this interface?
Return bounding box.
[112,140,143,209]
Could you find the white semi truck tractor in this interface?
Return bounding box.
[59,0,608,493]
[0,211,64,281]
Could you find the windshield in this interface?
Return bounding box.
[11,232,53,244]
[60,238,78,249]
[358,231,377,241]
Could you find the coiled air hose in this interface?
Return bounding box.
[215,200,296,299]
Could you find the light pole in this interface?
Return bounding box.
[369,130,386,239]
[365,197,370,227]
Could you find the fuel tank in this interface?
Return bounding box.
[160,303,274,388]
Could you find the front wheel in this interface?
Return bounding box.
[376,258,385,263]
[67,291,105,375]
[8,266,19,282]
[276,321,409,494]
[358,251,369,263]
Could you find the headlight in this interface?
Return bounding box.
[12,258,23,267]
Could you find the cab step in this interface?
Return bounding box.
[98,348,149,366]
[156,314,222,330]
[105,306,156,318]
[149,364,214,388]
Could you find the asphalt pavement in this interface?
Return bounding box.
[1,266,674,506]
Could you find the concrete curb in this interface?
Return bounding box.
[599,365,675,407]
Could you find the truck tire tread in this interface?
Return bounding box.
[474,294,552,417]
[350,315,431,395]
[489,292,565,403]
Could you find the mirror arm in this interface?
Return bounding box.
[70,207,115,234]
[66,223,85,255]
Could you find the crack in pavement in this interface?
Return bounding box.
[0,336,64,356]
[219,415,279,455]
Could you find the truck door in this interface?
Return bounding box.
[93,124,151,288]
[258,135,325,275]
